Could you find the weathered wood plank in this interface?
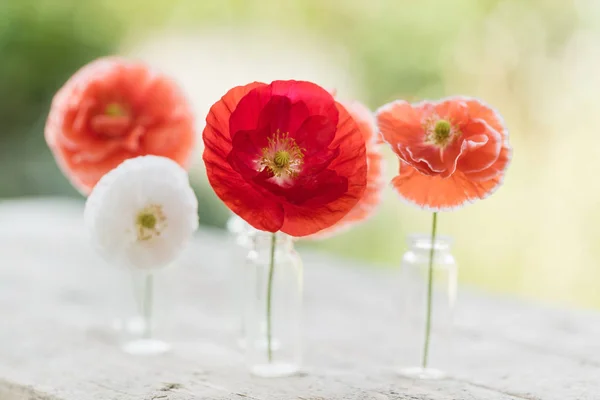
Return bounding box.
[0,199,599,399]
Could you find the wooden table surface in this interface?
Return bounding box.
[1,198,599,400]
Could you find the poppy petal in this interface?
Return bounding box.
[397,146,436,176]
[463,145,511,182]
[309,101,385,239]
[405,145,446,173]
[295,115,337,155]
[281,102,367,236]
[464,97,507,138]
[376,100,424,154]
[229,83,273,137]
[203,82,285,232]
[435,98,469,126]
[457,119,502,175]
[271,80,339,125]
[392,161,504,211]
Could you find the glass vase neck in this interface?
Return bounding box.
[407,234,452,252]
[252,231,294,250]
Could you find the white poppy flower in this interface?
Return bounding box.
[84,155,198,270]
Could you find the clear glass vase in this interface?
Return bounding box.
[244,231,303,377]
[118,270,171,355]
[226,214,256,349]
[396,234,457,379]
[226,214,254,249]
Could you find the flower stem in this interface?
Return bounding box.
[266,232,276,362]
[143,273,153,339]
[422,211,438,368]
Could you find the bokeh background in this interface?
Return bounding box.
[1,0,597,308]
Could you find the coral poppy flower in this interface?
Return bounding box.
[203,80,368,237]
[308,101,385,239]
[45,57,195,194]
[376,97,511,210]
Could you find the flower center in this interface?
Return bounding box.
[138,213,157,230]
[135,204,167,241]
[434,120,451,142]
[105,102,127,117]
[425,118,458,148]
[273,150,290,169]
[259,130,304,179]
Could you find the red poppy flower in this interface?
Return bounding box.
[376,97,511,210]
[203,80,368,237]
[308,101,385,239]
[45,57,195,194]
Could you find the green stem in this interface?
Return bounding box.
[143,273,153,339]
[266,232,276,362]
[422,212,438,368]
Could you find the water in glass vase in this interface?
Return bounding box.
[396,234,457,379]
[244,232,302,377]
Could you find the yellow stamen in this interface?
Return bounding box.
[260,130,304,178]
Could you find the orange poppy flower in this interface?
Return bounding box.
[377,97,511,210]
[308,101,385,239]
[45,57,195,194]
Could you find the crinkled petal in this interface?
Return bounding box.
[397,146,436,176]
[203,82,285,232]
[271,80,339,125]
[376,100,424,154]
[463,145,511,182]
[54,147,137,194]
[391,161,504,211]
[281,102,367,236]
[434,98,469,126]
[464,97,508,139]
[457,119,502,175]
[294,115,337,155]
[229,84,273,136]
[405,145,446,173]
[309,101,385,239]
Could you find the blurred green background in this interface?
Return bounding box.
[1,0,597,308]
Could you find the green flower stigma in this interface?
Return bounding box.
[105,102,126,117]
[274,151,290,169]
[434,120,452,143]
[135,204,166,241]
[137,212,157,230]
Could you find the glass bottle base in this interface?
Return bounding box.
[122,339,171,355]
[397,366,446,380]
[250,362,300,378]
[112,316,147,335]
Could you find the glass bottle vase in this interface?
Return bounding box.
[244,231,303,377]
[118,270,171,355]
[226,213,256,349]
[396,234,457,379]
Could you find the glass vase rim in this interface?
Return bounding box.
[407,233,453,250]
[251,230,294,244]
